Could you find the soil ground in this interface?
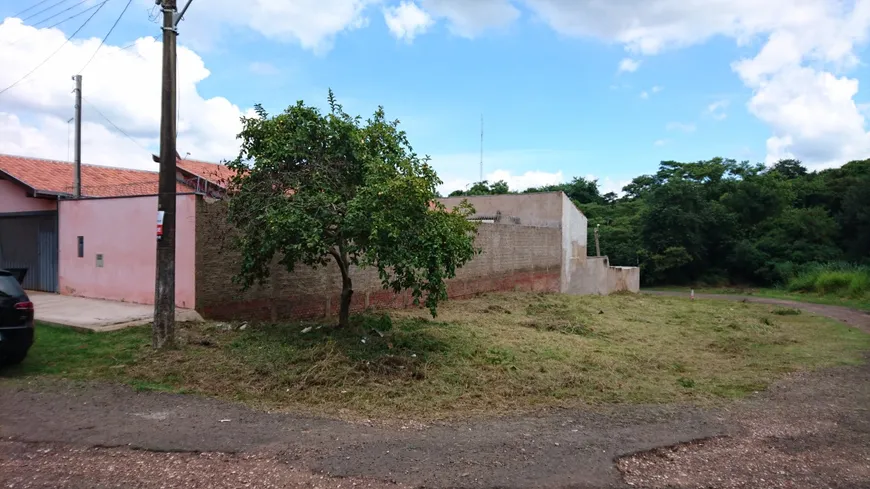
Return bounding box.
[1,293,868,489]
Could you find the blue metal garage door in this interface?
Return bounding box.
[0,212,58,292]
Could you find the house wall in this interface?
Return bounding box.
[58,194,197,308]
[195,200,562,320]
[566,256,640,295]
[561,193,588,292]
[438,192,564,228]
[0,178,56,213]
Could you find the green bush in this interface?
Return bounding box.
[815,271,852,294]
[786,262,870,298]
[848,273,870,297]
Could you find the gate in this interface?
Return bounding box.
[0,212,58,292]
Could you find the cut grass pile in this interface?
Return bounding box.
[3,292,868,419]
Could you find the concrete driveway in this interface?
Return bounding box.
[28,292,202,332]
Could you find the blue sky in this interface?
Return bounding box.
[2,0,869,194]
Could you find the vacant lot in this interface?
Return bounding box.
[650,285,870,311]
[5,292,868,419]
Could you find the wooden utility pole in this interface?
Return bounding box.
[71,75,82,198]
[153,0,194,349]
[153,0,179,348]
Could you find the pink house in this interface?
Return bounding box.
[0,153,231,309]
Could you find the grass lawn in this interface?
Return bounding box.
[3,292,868,420]
[647,286,870,312]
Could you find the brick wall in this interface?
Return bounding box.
[195,199,562,320]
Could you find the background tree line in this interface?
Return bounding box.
[448,158,870,287]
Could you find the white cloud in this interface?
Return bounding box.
[640,85,663,99]
[666,122,696,133]
[520,0,845,55]
[384,2,434,42]
[488,169,564,189]
[585,173,631,196]
[746,66,870,167]
[618,58,640,73]
[1,112,157,169]
[707,99,729,120]
[418,0,520,37]
[0,18,243,169]
[728,2,870,166]
[179,0,377,52]
[653,139,668,146]
[428,149,583,194]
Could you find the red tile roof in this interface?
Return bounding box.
[0,154,190,198]
[176,158,235,187]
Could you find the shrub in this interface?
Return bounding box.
[785,262,870,298]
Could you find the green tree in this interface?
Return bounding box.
[578,156,866,286]
[524,176,603,204]
[490,180,510,195]
[838,173,870,262]
[769,159,808,179]
[225,93,480,328]
[755,207,842,264]
[449,180,511,196]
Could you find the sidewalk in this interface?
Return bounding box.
[28,291,202,332]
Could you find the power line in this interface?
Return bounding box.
[0,1,106,97]
[3,2,107,46]
[12,0,53,18]
[82,96,153,154]
[20,0,74,23]
[116,41,148,61]
[79,0,133,74]
[29,0,89,28]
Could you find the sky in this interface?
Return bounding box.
[1,0,870,195]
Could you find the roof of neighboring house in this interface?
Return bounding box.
[0,154,189,198]
[176,157,235,188]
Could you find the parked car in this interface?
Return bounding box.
[0,269,34,366]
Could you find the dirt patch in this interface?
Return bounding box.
[618,355,870,488]
[0,380,725,488]
[0,441,403,489]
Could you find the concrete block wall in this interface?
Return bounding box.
[438,192,564,228]
[195,199,562,320]
[566,256,640,295]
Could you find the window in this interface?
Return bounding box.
[0,274,24,298]
[78,236,84,258]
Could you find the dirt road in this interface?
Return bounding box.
[1,294,868,489]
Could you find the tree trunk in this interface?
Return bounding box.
[331,247,353,328]
[339,274,353,328]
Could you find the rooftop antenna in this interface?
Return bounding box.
[479,114,483,182]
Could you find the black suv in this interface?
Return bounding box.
[0,269,34,366]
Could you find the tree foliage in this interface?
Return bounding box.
[225,92,479,328]
[448,180,510,197]
[446,157,870,286]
